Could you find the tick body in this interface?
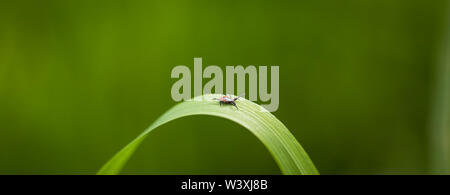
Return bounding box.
[213,95,240,110]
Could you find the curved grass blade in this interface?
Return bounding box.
[98,94,319,175]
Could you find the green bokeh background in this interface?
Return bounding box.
[0,0,449,174]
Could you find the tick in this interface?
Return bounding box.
[213,95,241,110]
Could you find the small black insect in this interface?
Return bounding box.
[213,95,241,110]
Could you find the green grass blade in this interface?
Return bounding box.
[97,94,319,175]
[429,5,450,174]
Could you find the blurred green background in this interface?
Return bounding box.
[0,0,449,174]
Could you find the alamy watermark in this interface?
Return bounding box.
[171,58,279,112]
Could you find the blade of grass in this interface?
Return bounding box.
[98,94,318,175]
[429,4,450,174]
